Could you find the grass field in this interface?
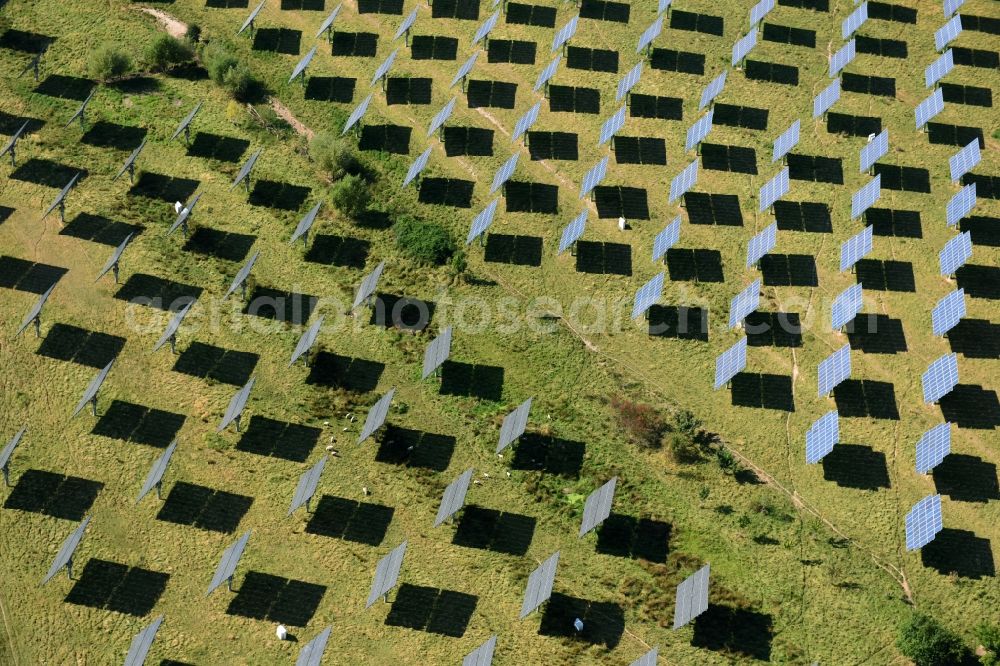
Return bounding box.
[0,0,997,663]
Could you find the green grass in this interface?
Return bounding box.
[0,0,998,663]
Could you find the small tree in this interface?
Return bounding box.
[330,174,370,219]
[146,35,194,71]
[186,24,202,44]
[393,217,456,265]
[202,42,239,85]
[897,613,968,666]
[665,432,702,463]
[310,131,356,179]
[88,44,132,81]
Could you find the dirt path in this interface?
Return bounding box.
[270,98,314,140]
[138,7,187,38]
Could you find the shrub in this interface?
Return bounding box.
[393,217,456,265]
[310,132,356,179]
[330,174,370,219]
[610,396,666,448]
[674,409,702,437]
[665,432,702,463]
[202,42,257,101]
[186,24,202,44]
[88,44,132,81]
[897,613,968,666]
[716,448,739,473]
[976,623,1000,666]
[449,249,467,276]
[146,35,193,71]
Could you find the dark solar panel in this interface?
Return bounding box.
[432,0,480,19]
[841,72,896,97]
[488,39,537,64]
[712,103,768,130]
[670,10,724,36]
[787,153,844,184]
[331,32,378,57]
[566,46,619,73]
[505,2,556,27]
[941,83,993,107]
[761,23,816,47]
[385,77,433,105]
[773,200,832,232]
[411,35,458,60]
[951,47,1000,69]
[443,126,494,156]
[548,85,600,114]
[873,163,931,193]
[359,125,411,154]
[579,0,630,23]
[527,131,578,160]
[593,186,649,219]
[867,2,916,23]
[613,136,666,165]
[629,94,682,120]
[649,49,705,75]
[745,60,799,85]
[467,80,518,109]
[826,112,881,138]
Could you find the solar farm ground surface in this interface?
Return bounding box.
[0,0,998,663]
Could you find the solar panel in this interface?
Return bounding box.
[669,160,698,203]
[153,301,194,352]
[579,477,616,537]
[16,283,55,337]
[732,30,757,66]
[772,120,800,163]
[935,14,962,51]
[636,16,663,53]
[422,326,453,379]
[289,457,327,516]
[713,337,747,390]
[945,183,976,227]
[685,109,714,151]
[463,635,497,666]
[616,61,644,102]
[728,280,761,328]
[519,551,559,618]
[395,7,418,40]
[223,251,259,300]
[427,98,457,136]
[42,516,91,585]
[558,210,588,254]
[290,201,323,245]
[171,102,202,142]
[672,564,710,629]
[296,627,333,666]
[435,468,474,527]
[932,289,965,336]
[113,138,147,182]
[358,388,395,444]
[451,52,479,88]
[366,541,407,608]
[473,10,500,45]
[290,316,325,367]
[42,173,80,221]
[372,49,399,87]
[230,148,262,191]
[218,377,255,432]
[580,156,608,198]
[512,102,541,141]
[467,198,500,245]
[915,424,951,474]
[817,344,851,397]
[168,192,201,236]
[402,148,432,188]
[342,94,373,135]
[599,106,627,146]
[533,55,561,92]
[851,175,881,220]
[72,359,114,418]
[805,411,839,463]
[353,260,385,309]
[491,152,519,194]
[924,50,954,88]
[237,1,266,36]
[749,0,775,25]
[939,231,972,276]
[137,439,177,503]
[905,495,943,551]
[829,40,856,78]
[915,88,945,129]
[0,426,25,472]
[316,5,342,38]
[758,168,790,212]
[842,1,868,38]
[631,272,664,320]
[64,88,95,128]
[207,530,251,596]
[859,130,888,173]
[0,120,29,162]
[699,71,727,111]
[652,217,681,262]
[289,45,317,84]
[123,615,163,666]
[813,78,841,118]
[552,15,579,52]
[497,397,533,453]
[746,224,777,267]
[840,225,873,271]
[658,0,671,13]
[949,139,980,183]
[943,0,964,16]
[831,283,864,330]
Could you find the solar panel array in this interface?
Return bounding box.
[552,15,579,52]
[599,106,627,146]
[829,40,856,78]
[170,101,202,141]
[435,468,474,527]
[749,0,775,26]
[772,120,800,163]
[935,14,962,51]
[463,635,498,666]
[728,280,761,328]
[945,183,976,227]
[237,1,265,36]
[915,88,945,129]
[672,564,710,629]
[685,109,714,151]
[905,495,943,551]
[636,16,663,53]
[371,49,399,87]
[652,217,682,262]
[746,221,778,269]
[16,283,55,337]
[558,210,588,254]
[427,97,457,136]
[859,130,888,173]
[42,516,90,585]
[924,49,954,88]
[931,289,965,337]
[851,175,881,220]
[342,94,373,135]
[758,167,789,212]
[915,424,951,474]
[472,11,500,45]
[491,152,519,194]
[699,72,727,111]
[497,397,533,453]
[223,251,259,300]
[616,61,644,102]
[153,301,193,352]
[579,477,616,537]
[422,326,453,379]
[580,156,609,198]
[353,260,385,309]
[805,411,839,464]
[218,377,255,432]
[714,337,747,390]
[922,353,959,403]
[519,551,559,618]
[72,359,115,418]
[357,388,396,444]
[831,283,864,331]
[939,231,972,276]
[289,45,318,84]
[948,140,981,183]
[818,344,851,397]
[451,52,479,87]
[290,202,322,245]
[402,147,432,188]
[732,30,758,67]
[288,455,327,518]
[394,7,418,40]
[669,160,698,203]
[533,55,562,92]
[466,198,500,244]
[366,541,407,608]
[842,2,869,38]
[631,272,664,320]
[137,439,178,503]
[0,427,25,474]
[840,225,873,271]
[296,627,333,666]
[206,530,251,596]
[512,102,541,141]
[813,79,841,118]
[123,615,163,666]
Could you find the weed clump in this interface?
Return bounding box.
[330,174,370,219]
[393,217,456,265]
[89,44,132,81]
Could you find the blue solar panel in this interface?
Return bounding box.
[652,216,681,261]
[599,106,627,145]
[342,94,373,135]
[915,88,945,129]
[658,0,671,13]
[805,411,838,464]
[932,288,965,337]
[925,50,954,88]
[513,102,541,142]
[749,0,775,26]
[842,1,868,38]
[746,223,777,267]
[580,156,608,198]
[831,283,863,330]
[636,16,663,53]
[829,40,856,78]
[818,344,851,396]
[758,167,789,212]
[922,353,959,403]
[772,120,800,163]
[945,183,976,227]
[371,49,399,87]
[943,0,964,16]
[631,271,664,319]
[451,52,479,87]
[473,10,500,45]
[728,280,761,328]
[427,97,457,136]
[935,14,962,51]
[559,210,588,254]
[851,175,881,220]
[732,30,757,66]
[552,15,579,52]
[949,139,980,183]
[395,7,418,40]
[840,225,873,271]
[915,424,951,474]
[939,231,972,276]
[814,79,841,117]
[491,152,519,194]
[859,130,888,173]
[699,71,727,110]
[905,495,943,551]
[534,55,561,91]
[714,337,747,390]
[616,61,644,102]
[686,109,714,151]
[669,160,698,203]
[316,5,342,38]
[467,198,500,245]
[402,148,431,188]
[289,45,318,84]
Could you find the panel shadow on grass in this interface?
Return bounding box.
[867,208,922,238]
[484,234,543,267]
[385,584,477,637]
[575,241,632,276]
[538,592,624,648]
[418,177,474,208]
[744,311,802,348]
[845,314,907,354]
[91,400,186,448]
[248,180,311,211]
[648,305,709,341]
[854,259,916,292]
[33,74,94,100]
[304,76,356,102]
[505,181,558,214]
[227,572,325,626]
[60,213,142,246]
[956,265,1000,300]
[304,495,394,545]
[370,294,435,332]
[306,352,384,392]
[206,0,250,6]
[79,121,146,151]
[691,604,773,661]
[0,111,45,135]
[156,481,253,533]
[305,234,370,268]
[3,469,102,520]
[183,227,255,261]
[36,323,125,368]
[772,200,832,233]
[0,256,67,293]
[933,455,999,503]
[833,380,900,420]
[593,186,649,219]
[438,360,504,401]
[186,132,249,163]
[821,444,890,489]
[65,559,168,617]
[375,425,455,471]
[595,514,670,562]
[359,125,411,154]
[665,248,725,283]
[960,216,1000,247]
[115,273,202,311]
[0,206,13,225]
[0,28,54,52]
[730,373,794,411]
[451,505,535,555]
[9,158,87,188]
[947,319,1000,359]
[759,254,818,287]
[244,287,317,324]
[684,192,743,226]
[236,416,321,462]
[252,28,302,55]
[938,384,1000,429]
[172,341,259,386]
[509,433,585,477]
[921,529,995,579]
[129,172,199,203]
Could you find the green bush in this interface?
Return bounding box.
[716,448,739,473]
[449,249,467,276]
[330,174,370,219]
[665,432,702,464]
[897,613,968,666]
[393,217,456,265]
[310,132,356,179]
[146,35,193,71]
[976,623,1000,666]
[186,24,202,44]
[674,409,702,437]
[201,42,257,101]
[88,44,131,81]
